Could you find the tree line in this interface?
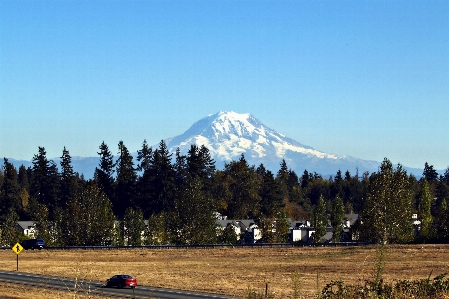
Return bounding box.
[0,140,448,246]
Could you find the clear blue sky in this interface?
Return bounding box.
[1,1,448,170]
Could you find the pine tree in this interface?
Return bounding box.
[137,140,154,216]
[259,168,284,217]
[136,139,152,173]
[94,141,115,202]
[30,147,60,219]
[0,158,21,220]
[145,140,175,214]
[59,147,79,207]
[186,144,216,191]
[423,162,439,183]
[223,154,260,219]
[115,141,137,218]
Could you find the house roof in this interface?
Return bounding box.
[17,221,35,231]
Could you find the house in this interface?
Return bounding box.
[16,221,36,238]
[215,219,262,243]
[289,220,314,243]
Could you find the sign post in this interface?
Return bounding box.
[12,243,24,271]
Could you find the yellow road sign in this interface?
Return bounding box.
[12,243,24,255]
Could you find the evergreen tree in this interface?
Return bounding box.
[115,141,138,217]
[30,147,60,218]
[94,141,115,202]
[442,167,449,186]
[417,179,434,241]
[0,158,21,219]
[136,139,153,173]
[144,140,175,214]
[423,162,439,183]
[18,165,29,191]
[123,207,146,246]
[137,140,154,215]
[174,148,187,187]
[59,147,79,207]
[331,170,344,200]
[300,170,310,189]
[360,158,414,244]
[259,168,284,217]
[186,144,216,192]
[223,154,260,219]
[331,195,345,242]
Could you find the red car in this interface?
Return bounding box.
[105,274,137,288]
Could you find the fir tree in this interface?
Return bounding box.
[59,147,78,207]
[223,154,260,219]
[94,141,115,202]
[115,141,137,217]
[30,147,60,218]
[145,140,175,214]
[0,158,21,219]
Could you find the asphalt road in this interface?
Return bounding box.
[0,271,237,299]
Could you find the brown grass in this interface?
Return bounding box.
[0,282,115,299]
[0,244,448,299]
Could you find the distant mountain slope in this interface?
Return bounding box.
[5,111,427,178]
[164,111,382,176]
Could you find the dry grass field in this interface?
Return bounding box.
[0,244,449,299]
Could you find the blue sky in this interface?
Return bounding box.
[1,1,448,170]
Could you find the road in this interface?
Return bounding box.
[0,271,237,299]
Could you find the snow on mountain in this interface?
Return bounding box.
[5,111,426,178]
[164,111,380,176]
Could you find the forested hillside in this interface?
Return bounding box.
[1,140,448,246]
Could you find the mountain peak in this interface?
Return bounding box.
[164,111,360,173]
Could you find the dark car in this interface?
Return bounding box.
[105,274,137,289]
[20,238,45,250]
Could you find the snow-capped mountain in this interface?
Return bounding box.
[164,111,381,176]
[5,111,426,178]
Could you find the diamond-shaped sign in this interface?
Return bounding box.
[12,243,24,255]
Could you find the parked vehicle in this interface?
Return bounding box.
[20,238,45,250]
[105,274,137,288]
